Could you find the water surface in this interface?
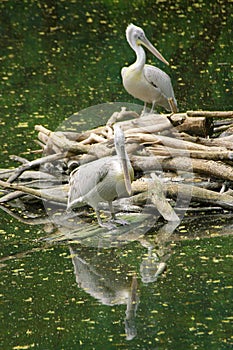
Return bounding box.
[0,1,232,349]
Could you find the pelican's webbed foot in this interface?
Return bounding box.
[99,221,117,230]
[110,217,129,226]
[105,202,129,227]
[110,211,129,226]
[96,210,117,230]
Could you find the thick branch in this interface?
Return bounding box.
[35,125,90,154]
[165,183,233,210]
[187,111,233,118]
[7,153,65,183]
[148,144,233,161]
[0,180,67,204]
[132,180,233,211]
[132,155,233,181]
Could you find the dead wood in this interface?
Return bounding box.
[165,183,233,210]
[0,191,25,203]
[132,179,233,211]
[119,112,214,137]
[179,133,233,150]
[35,125,90,155]
[150,173,180,222]
[131,155,233,182]
[148,144,233,160]
[119,114,172,134]
[186,110,233,118]
[7,153,65,183]
[0,170,64,182]
[106,107,139,125]
[0,180,67,204]
[176,116,213,137]
[1,108,233,230]
[155,134,226,152]
[169,114,213,137]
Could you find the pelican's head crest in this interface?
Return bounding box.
[125,23,169,66]
[126,23,145,45]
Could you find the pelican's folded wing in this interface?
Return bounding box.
[67,158,111,209]
[144,65,174,96]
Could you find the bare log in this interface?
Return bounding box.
[187,111,233,118]
[132,179,233,211]
[0,191,25,203]
[0,180,67,204]
[1,108,233,230]
[77,140,139,165]
[148,144,233,161]
[0,169,64,182]
[150,173,180,222]
[131,155,233,181]
[165,183,233,210]
[57,127,107,142]
[214,124,233,134]
[10,155,29,164]
[7,153,65,183]
[163,157,233,182]
[168,114,213,137]
[126,176,179,221]
[176,116,213,137]
[0,169,15,179]
[119,114,172,134]
[107,107,139,125]
[35,125,90,155]
[179,133,233,150]
[155,134,227,152]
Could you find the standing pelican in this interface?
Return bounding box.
[67,125,134,229]
[121,23,177,114]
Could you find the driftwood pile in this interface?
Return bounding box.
[1,108,233,232]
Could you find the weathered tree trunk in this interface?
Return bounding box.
[187,110,233,118]
[131,155,233,181]
[1,108,233,232]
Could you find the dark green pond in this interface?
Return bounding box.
[0,1,232,349]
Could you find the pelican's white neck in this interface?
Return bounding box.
[132,44,146,71]
[126,24,146,71]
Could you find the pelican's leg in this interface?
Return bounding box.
[140,103,147,116]
[108,202,128,226]
[95,209,116,230]
[150,101,156,114]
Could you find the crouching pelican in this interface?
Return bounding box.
[121,23,177,114]
[67,125,134,229]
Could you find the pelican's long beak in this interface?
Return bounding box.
[139,36,169,66]
[114,124,132,196]
[120,146,132,196]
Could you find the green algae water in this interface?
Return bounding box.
[0,1,232,349]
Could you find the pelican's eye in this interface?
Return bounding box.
[136,31,145,45]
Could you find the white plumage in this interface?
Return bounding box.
[67,125,134,229]
[121,23,177,113]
